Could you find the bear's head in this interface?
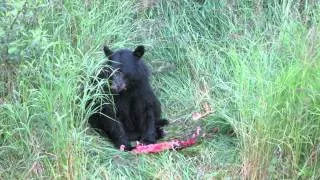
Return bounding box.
[102,45,150,93]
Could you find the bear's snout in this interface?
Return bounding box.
[111,73,127,93]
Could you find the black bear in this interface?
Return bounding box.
[88,45,168,151]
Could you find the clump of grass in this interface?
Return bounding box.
[0,0,319,179]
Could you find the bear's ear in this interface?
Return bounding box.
[133,45,145,58]
[103,46,113,59]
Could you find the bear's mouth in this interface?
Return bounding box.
[109,70,127,93]
[111,82,127,93]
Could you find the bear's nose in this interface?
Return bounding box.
[111,83,126,93]
[111,84,120,93]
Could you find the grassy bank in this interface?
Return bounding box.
[1,0,319,179]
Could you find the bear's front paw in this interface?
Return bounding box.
[119,144,134,151]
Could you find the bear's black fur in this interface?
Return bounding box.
[88,45,168,151]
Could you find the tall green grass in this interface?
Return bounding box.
[0,0,319,179]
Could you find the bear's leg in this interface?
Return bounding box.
[89,108,133,151]
[140,109,157,144]
[102,120,133,151]
[155,119,169,140]
[155,127,165,140]
[156,119,169,126]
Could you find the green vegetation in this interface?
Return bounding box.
[1,0,319,179]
